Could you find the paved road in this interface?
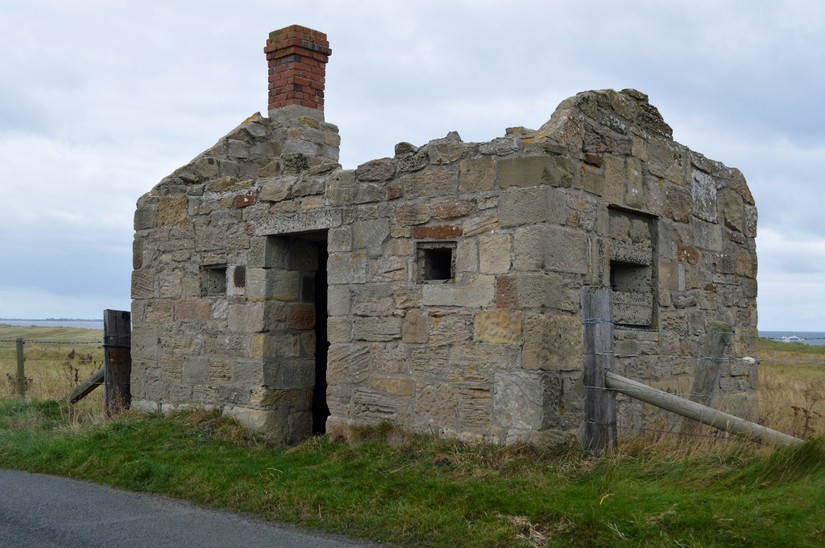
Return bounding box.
[0,470,375,547]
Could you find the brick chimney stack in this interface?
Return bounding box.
[264,25,331,113]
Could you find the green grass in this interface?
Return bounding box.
[0,402,823,546]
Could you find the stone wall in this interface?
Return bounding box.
[132,88,758,446]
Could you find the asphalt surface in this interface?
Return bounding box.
[0,469,375,547]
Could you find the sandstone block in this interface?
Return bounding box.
[353,316,402,342]
[327,344,370,384]
[422,275,495,307]
[462,212,500,236]
[497,155,574,188]
[223,407,283,442]
[353,219,390,255]
[352,292,394,317]
[479,234,511,273]
[523,313,582,371]
[368,256,407,282]
[409,346,449,376]
[327,251,368,284]
[401,167,459,199]
[513,225,589,274]
[397,204,431,226]
[459,156,495,192]
[228,302,266,332]
[473,311,522,344]
[325,170,356,206]
[326,317,352,343]
[412,225,462,239]
[449,343,519,369]
[352,387,404,423]
[402,309,429,343]
[432,200,475,220]
[692,169,718,223]
[327,226,352,252]
[356,158,396,181]
[175,299,211,321]
[157,196,188,228]
[493,370,560,431]
[500,187,565,228]
[134,204,157,230]
[495,274,563,309]
[428,314,472,347]
[369,377,415,396]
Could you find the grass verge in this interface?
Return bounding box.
[1,401,824,546]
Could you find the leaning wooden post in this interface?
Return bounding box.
[582,287,617,453]
[15,338,25,397]
[103,310,132,416]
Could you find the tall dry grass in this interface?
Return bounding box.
[0,326,105,423]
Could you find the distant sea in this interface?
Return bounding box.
[759,331,825,347]
[0,319,104,330]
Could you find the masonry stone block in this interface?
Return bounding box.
[353,219,390,255]
[409,346,449,376]
[478,233,510,274]
[422,275,495,307]
[328,251,368,284]
[401,167,459,199]
[692,169,718,223]
[397,204,431,226]
[493,370,557,432]
[459,156,496,193]
[327,226,352,253]
[498,155,573,188]
[449,343,519,370]
[228,302,267,333]
[175,299,211,321]
[462,212,500,237]
[432,200,475,220]
[326,317,352,343]
[428,314,472,347]
[353,316,402,341]
[500,187,565,228]
[402,309,429,343]
[523,313,582,371]
[132,270,155,299]
[473,311,522,344]
[370,377,415,397]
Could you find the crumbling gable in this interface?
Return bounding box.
[131,25,758,446]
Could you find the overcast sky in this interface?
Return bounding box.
[1,0,823,331]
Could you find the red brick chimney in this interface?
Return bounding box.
[264,25,331,112]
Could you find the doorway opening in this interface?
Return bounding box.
[311,238,329,434]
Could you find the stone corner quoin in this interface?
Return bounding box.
[130,24,758,447]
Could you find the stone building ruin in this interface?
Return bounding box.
[131,25,758,446]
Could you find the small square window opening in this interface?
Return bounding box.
[201,265,227,296]
[417,242,456,282]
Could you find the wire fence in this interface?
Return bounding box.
[0,337,105,401]
[591,327,825,444]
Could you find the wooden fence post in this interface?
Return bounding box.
[15,338,25,397]
[582,287,617,453]
[103,310,132,416]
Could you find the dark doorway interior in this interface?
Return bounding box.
[312,240,329,434]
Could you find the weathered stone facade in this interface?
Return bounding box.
[131,26,758,446]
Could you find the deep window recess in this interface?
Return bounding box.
[200,265,227,296]
[417,242,456,282]
[608,208,656,328]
